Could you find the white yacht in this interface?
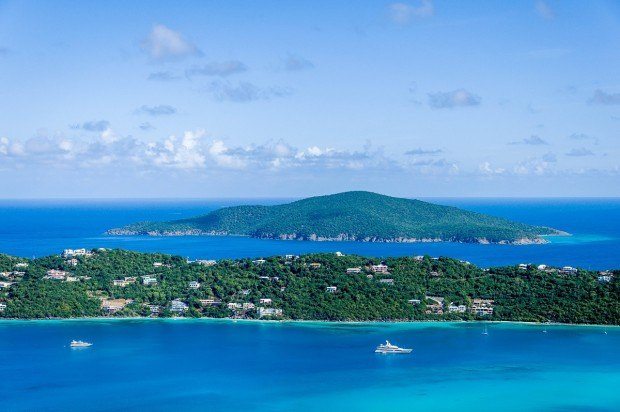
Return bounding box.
[374,340,412,354]
[70,340,92,348]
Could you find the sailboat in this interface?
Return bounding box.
[482,325,488,335]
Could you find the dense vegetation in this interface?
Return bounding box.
[1,249,617,324]
[109,191,561,244]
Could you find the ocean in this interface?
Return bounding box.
[1,198,619,411]
[1,320,619,411]
[0,198,618,269]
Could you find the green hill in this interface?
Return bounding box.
[107,191,562,244]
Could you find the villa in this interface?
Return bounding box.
[62,248,93,258]
[326,286,337,293]
[0,302,6,312]
[228,302,243,310]
[378,278,394,285]
[101,298,130,313]
[309,263,322,269]
[195,259,217,266]
[370,264,389,274]
[598,272,614,283]
[335,251,344,257]
[170,299,189,313]
[470,299,494,316]
[408,299,421,305]
[142,275,157,285]
[44,269,68,280]
[258,307,283,318]
[188,281,201,289]
[259,298,272,305]
[0,281,14,289]
[66,258,79,266]
[147,305,160,314]
[252,259,266,265]
[425,296,445,315]
[448,303,467,313]
[242,302,255,310]
[198,299,221,306]
[346,267,362,274]
[537,264,547,270]
[414,255,424,261]
[518,263,528,270]
[561,266,578,274]
[113,279,129,287]
[14,262,28,268]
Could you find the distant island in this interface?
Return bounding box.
[107,191,563,245]
[0,249,617,324]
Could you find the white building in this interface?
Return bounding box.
[470,299,494,316]
[113,279,129,287]
[14,262,28,268]
[142,275,157,285]
[561,266,578,274]
[195,259,217,266]
[518,263,528,270]
[170,299,189,313]
[188,281,201,289]
[258,307,283,318]
[0,281,14,289]
[62,248,92,258]
[148,305,160,314]
[408,299,421,305]
[335,251,344,257]
[0,302,6,312]
[537,264,547,270]
[346,267,362,274]
[44,269,67,280]
[448,304,467,313]
[326,286,337,293]
[378,279,394,285]
[370,264,389,274]
[259,298,272,305]
[252,259,266,265]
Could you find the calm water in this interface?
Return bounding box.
[0,198,618,269]
[0,320,618,411]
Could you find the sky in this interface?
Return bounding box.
[0,0,619,198]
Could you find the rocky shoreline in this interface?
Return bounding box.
[106,228,554,245]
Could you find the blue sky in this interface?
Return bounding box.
[0,0,619,198]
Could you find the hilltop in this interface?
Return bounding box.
[107,191,562,244]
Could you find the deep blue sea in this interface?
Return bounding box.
[1,320,619,411]
[1,199,619,411]
[0,198,618,269]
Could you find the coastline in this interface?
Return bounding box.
[0,316,616,329]
[105,230,556,245]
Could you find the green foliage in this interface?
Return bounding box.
[110,191,560,243]
[1,249,618,324]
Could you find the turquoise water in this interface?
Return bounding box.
[0,198,619,269]
[0,320,618,411]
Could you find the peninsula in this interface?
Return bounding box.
[1,249,617,324]
[107,191,562,244]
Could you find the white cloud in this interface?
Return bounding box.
[389,1,434,25]
[535,1,555,19]
[142,24,200,62]
[428,89,480,109]
[186,61,248,77]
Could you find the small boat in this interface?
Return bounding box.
[482,325,488,335]
[70,340,92,348]
[375,340,412,354]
